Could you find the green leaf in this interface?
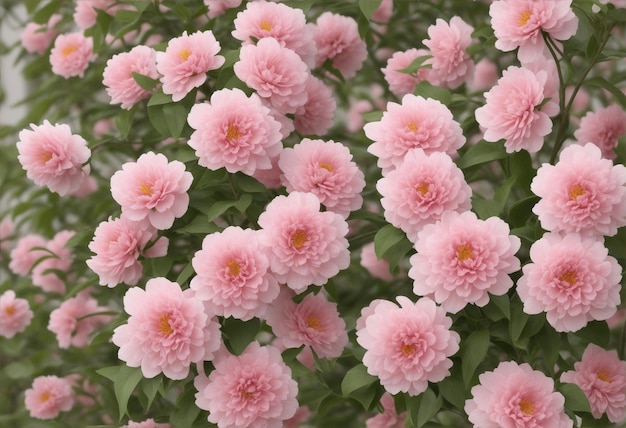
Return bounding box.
[362,110,383,123]
[341,364,378,396]
[536,324,561,374]
[114,106,135,139]
[233,173,268,193]
[33,1,60,24]
[585,76,626,109]
[509,299,529,348]
[461,330,490,387]
[139,376,162,412]
[437,365,466,409]
[560,383,592,413]
[396,55,433,75]
[406,388,442,428]
[489,293,510,319]
[373,224,413,271]
[359,0,383,21]
[222,317,260,355]
[508,196,540,228]
[318,393,344,417]
[170,385,201,428]
[457,140,508,169]
[175,262,195,284]
[149,256,173,278]
[96,365,144,421]
[132,72,159,91]
[206,194,253,223]
[114,9,139,23]
[574,321,610,348]
[413,80,451,105]
[147,90,173,106]
[3,360,35,379]
[162,103,189,138]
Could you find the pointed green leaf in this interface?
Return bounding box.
[341,363,378,396]
[461,329,490,387]
[96,365,143,421]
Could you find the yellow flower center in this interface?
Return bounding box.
[158,313,173,336]
[457,244,474,261]
[291,229,308,249]
[260,20,272,32]
[226,124,241,142]
[39,391,52,403]
[61,44,77,57]
[568,184,586,200]
[226,259,241,277]
[559,271,577,287]
[519,398,534,415]
[597,371,612,382]
[319,162,334,172]
[406,121,419,133]
[518,11,532,26]
[5,305,15,316]
[40,151,53,163]
[139,182,153,196]
[415,182,430,195]
[241,390,254,400]
[178,48,192,61]
[400,343,415,355]
[306,316,322,331]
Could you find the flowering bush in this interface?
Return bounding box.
[1,0,626,427]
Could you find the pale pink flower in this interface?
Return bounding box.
[17,120,91,196]
[382,48,431,98]
[561,343,626,423]
[284,406,311,428]
[469,58,499,91]
[465,361,573,428]
[574,104,626,160]
[24,375,74,420]
[190,226,279,321]
[607,309,626,329]
[234,37,309,113]
[0,217,15,254]
[475,66,558,153]
[49,32,95,78]
[489,0,578,63]
[21,14,61,55]
[360,242,394,281]
[251,152,283,190]
[48,291,111,348]
[257,192,350,293]
[31,230,75,294]
[366,392,407,428]
[264,290,348,359]
[73,0,122,30]
[371,0,394,23]
[92,118,115,138]
[102,45,159,109]
[187,88,283,175]
[517,232,622,332]
[377,149,472,243]
[156,30,224,102]
[0,290,33,338]
[121,419,170,428]
[194,342,298,428]
[293,75,336,136]
[9,234,47,276]
[110,152,192,230]
[409,211,520,313]
[69,175,98,198]
[423,16,474,89]
[205,0,242,18]
[365,94,465,172]
[112,277,221,380]
[356,296,460,395]
[278,138,365,218]
[531,143,626,237]
[313,12,367,79]
[232,0,316,67]
[86,216,168,287]
[346,99,375,133]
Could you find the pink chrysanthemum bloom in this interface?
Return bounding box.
[190,226,279,321]
[475,66,558,153]
[49,32,96,79]
[24,375,74,420]
[112,277,221,380]
[372,0,394,23]
[21,14,61,55]
[31,230,75,294]
[187,88,283,175]
[73,0,122,30]
[264,290,349,359]
[293,75,336,136]
[409,210,521,314]
[365,94,465,172]
[8,234,47,276]
[121,419,170,428]
[232,0,316,67]
[86,216,168,287]
[356,296,460,395]
[194,342,299,428]
[0,290,33,339]
[574,104,626,160]
[278,138,365,218]
[234,37,309,114]
[382,48,431,98]
[489,0,578,63]
[465,361,573,428]
[257,192,350,293]
[561,343,626,423]
[422,16,474,89]
[48,291,112,348]
[103,45,159,110]
[366,392,408,428]
[110,152,193,230]
[205,0,242,18]
[469,58,499,92]
[377,149,472,243]
[517,232,622,332]
[360,242,394,281]
[17,120,91,196]
[156,30,225,102]
[531,143,626,237]
[313,12,367,79]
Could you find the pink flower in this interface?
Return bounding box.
[48,291,112,348]
[31,230,75,294]
[24,375,74,420]
[264,290,348,359]
[232,0,316,67]
[574,104,626,160]
[360,242,394,281]
[475,66,558,153]
[376,149,472,243]
[293,75,336,136]
[382,48,431,97]
[365,94,465,172]
[257,192,350,293]
[73,0,122,30]
[366,392,407,428]
[49,32,95,78]
[110,152,192,230]
[313,12,367,79]
[205,0,242,19]
[112,277,222,379]
[278,138,365,218]
[17,120,91,196]
[121,419,171,428]
[465,361,573,428]
[372,0,394,23]
[194,342,299,428]
[531,143,626,237]
[8,234,47,276]
[187,88,283,175]
[517,232,622,332]
[409,211,520,313]
[190,226,279,321]
[86,216,168,287]
[21,14,61,55]
[284,406,311,428]
[156,30,224,102]
[561,343,626,423]
[469,58,499,91]
[0,290,33,338]
[356,296,460,395]
[234,37,309,114]
[102,45,159,109]
[422,16,474,89]
[489,0,578,63]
